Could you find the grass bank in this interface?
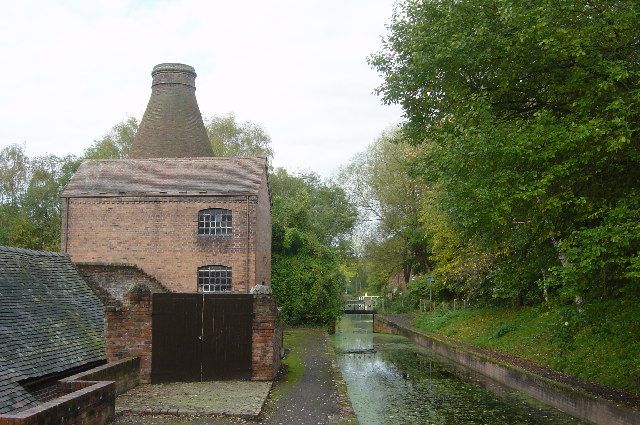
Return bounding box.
[412,298,640,395]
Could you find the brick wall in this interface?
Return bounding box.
[255,176,272,286]
[104,290,282,384]
[62,357,140,396]
[105,288,153,382]
[251,295,282,380]
[62,196,262,293]
[0,380,114,425]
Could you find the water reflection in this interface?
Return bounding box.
[332,314,587,425]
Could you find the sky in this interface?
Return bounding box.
[0,0,403,177]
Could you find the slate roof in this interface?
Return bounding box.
[61,157,268,198]
[129,63,213,159]
[0,246,105,414]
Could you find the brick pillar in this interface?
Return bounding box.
[251,295,282,380]
[105,286,153,383]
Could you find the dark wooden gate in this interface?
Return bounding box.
[151,293,253,383]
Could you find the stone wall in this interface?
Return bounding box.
[105,289,153,383]
[62,195,269,293]
[251,295,282,380]
[0,381,114,425]
[76,263,168,306]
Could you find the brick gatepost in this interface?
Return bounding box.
[251,295,282,380]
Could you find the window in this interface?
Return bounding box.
[198,265,232,292]
[198,208,232,235]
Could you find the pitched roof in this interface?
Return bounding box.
[129,63,213,159]
[0,246,105,414]
[61,157,267,198]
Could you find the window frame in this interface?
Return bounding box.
[197,265,232,293]
[197,208,233,236]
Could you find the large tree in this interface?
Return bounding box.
[270,168,358,324]
[371,0,640,303]
[340,129,430,293]
[205,113,273,159]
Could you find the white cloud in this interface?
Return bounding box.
[0,0,402,176]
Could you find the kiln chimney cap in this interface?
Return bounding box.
[151,63,197,88]
[152,63,196,76]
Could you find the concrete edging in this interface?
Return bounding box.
[325,332,358,424]
[374,315,640,425]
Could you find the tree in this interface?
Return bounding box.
[205,113,273,159]
[83,117,138,160]
[0,118,138,251]
[339,129,430,293]
[270,168,358,324]
[371,0,640,303]
[0,144,28,205]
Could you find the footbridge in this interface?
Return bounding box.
[343,299,377,314]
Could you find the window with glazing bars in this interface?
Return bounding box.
[198,265,232,292]
[198,208,232,235]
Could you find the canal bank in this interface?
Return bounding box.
[374,314,640,425]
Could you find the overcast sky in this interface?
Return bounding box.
[0,0,402,177]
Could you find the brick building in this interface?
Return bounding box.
[60,63,271,294]
[58,63,280,383]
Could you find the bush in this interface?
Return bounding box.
[272,253,345,326]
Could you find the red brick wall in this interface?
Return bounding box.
[251,295,282,380]
[103,292,281,383]
[255,176,272,286]
[62,357,140,396]
[105,289,153,383]
[0,381,114,425]
[62,195,264,293]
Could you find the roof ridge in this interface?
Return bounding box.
[83,156,267,163]
[0,245,65,257]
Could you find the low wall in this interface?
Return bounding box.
[251,295,282,380]
[374,315,640,425]
[0,380,114,425]
[62,357,140,395]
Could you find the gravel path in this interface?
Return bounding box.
[260,329,346,425]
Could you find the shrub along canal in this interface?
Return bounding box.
[332,314,587,425]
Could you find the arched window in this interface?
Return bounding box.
[198,208,232,235]
[198,265,232,292]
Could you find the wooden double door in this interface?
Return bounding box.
[151,293,253,383]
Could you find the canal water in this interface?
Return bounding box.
[332,314,587,425]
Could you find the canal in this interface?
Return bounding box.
[332,314,587,425]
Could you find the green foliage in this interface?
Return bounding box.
[205,113,273,159]
[412,300,640,394]
[0,145,79,251]
[0,118,138,251]
[82,117,137,160]
[489,322,515,340]
[368,0,640,304]
[270,168,358,325]
[272,253,345,325]
[340,130,431,294]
